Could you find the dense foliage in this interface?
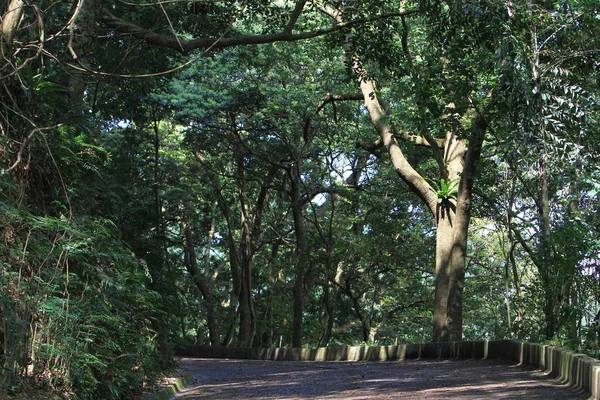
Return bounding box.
[1,0,599,398]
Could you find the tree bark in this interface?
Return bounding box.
[539,139,555,340]
[234,148,255,347]
[354,62,486,341]
[505,178,524,331]
[289,162,307,348]
[197,142,275,347]
[1,0,24,57]
[180,219,220,346]
[316,2,487,342]
[529,13,555,340]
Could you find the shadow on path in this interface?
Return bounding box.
[174,357,588,399]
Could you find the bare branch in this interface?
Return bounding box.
[61,50,206,78]
[67,0,85,59]
[2,127,36,175]
[158,0,184,52]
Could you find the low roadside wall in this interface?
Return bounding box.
[175,340,600,399]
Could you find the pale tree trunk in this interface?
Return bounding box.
[430,129,484,341]
[1,0,24,57]
[318,3,487,343]
[432,134,466,341]
[355,64,485,341]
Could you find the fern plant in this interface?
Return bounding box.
[426,178,460,204]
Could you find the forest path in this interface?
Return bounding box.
[173,357,587,399]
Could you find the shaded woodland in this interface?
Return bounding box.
[1,0,599,398]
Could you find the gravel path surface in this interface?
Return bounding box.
[174,357,587,399]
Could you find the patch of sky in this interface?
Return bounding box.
[104,119,132,130]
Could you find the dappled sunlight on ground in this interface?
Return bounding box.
[174,358,587,399]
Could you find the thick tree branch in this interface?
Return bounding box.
[358,72,438,213]
[2,127,36,175]
[250,166,278,255]
[357,137,384,154]
[315,92,364,113]
[2,124,62,175]
[510,222,542,270]
[99,8,419,54]
[284,0,308,34]
[319,4,437,212]
[318,92,441,157]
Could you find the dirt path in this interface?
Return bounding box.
[174,357,587,399]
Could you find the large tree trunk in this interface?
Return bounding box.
[356,73,484,341]
[317,2,487,343]
[431,132,483,341]
[433,203,469,341]
[356,68,486,341]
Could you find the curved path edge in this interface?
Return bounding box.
[175,340,600,399]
